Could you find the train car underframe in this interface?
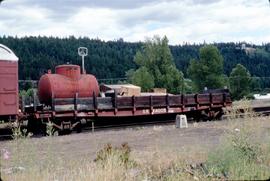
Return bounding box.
[22,105,226,135]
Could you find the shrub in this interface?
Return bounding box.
[12,125,32,140]
[205,125,269,180]
[94,143,134,168]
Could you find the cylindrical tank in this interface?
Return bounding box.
[55,64,81,80]
[38,64,99,105]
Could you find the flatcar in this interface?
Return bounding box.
[0,44,232,134]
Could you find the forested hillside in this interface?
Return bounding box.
[1,36,270,80]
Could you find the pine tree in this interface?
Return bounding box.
[229,64,251,100]
[187,45,226,91]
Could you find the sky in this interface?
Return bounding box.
[0,0,269,45]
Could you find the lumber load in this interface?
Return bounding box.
[120,85,141,96]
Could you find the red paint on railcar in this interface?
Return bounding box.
[55,64,81,80]
[0,44,19,117]
[38,64,100,105]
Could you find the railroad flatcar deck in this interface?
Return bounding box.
[20,91,232,133]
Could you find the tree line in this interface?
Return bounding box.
[1,36,270,99]
[128,36,252,100]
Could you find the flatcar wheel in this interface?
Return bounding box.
[201,110,210,122]
[192,111,202,122]
[40,123,47,136]
[76,122,82,133]
[52,129,59,136]
[42,124,60,136]
[206,109,223,121]
[58,129,72,135]
[27,117,41,135]
[208,111,214,121]
[215,109,224,120]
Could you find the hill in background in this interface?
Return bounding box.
[1,36,270,81]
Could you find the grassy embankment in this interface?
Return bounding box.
[1,100,270,180]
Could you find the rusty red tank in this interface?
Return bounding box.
[38,64,99,105]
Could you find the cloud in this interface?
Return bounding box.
[0,0,269,45]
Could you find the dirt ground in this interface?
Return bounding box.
[1,116,270,181]
[2,118,270,161]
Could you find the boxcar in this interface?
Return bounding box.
[0,44,19,122]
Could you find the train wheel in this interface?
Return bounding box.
[215,109,224,120]
[27,116,42,135]
[207,109,224,121]
[75,122,82,133]
[40,123,47,136]
[192,111,202,122]
[201,110,210,121]
[58,129,72,135]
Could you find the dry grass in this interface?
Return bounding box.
[0,139,194,181]
[206,100,270,180]
[1,101,270,180]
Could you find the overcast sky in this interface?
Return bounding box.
[0,0,269,45]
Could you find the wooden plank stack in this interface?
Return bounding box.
[120,85,141,96]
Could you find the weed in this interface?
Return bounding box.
[94,143,134,168]
[225,98,254,119]
[204,101,270,180]
[46,121,56,136]
[11,124,32,140]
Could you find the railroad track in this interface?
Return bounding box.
[0,119,176,141]
[83,119,175,132]
[1,105,270,141]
